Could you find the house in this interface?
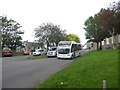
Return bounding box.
[85,34,120,50]
[91,34,120,50]
[22,40,43,52]
[16,40,44,53]
[102,34,120,49]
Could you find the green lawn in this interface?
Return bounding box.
[36,49,118,88]
[27,55,47,60]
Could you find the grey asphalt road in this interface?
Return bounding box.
[2,56,73,88]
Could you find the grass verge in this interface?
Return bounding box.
[36,49,118,88]
[27,55,47,60]
[14,52,24,56]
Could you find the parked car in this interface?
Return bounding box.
[2,48,13,57]
[32,49,47,56]
[23,51,30,55]
[47,47,57,57]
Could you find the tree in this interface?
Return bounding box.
[67,34,80,43]
[111,1,120,48]
[34,22,67,50]
[96,8,118,49]
[84,1,120,50]
[95,9,116,49]
[109,1,120,34]
[50,25,67,46]
[84,16,104,50]
[96,2,120,49]
[116,1,120,34]
[1,16,23,51]
[96,8,114,36]
[34,23,52,50]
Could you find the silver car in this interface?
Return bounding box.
[33,49,47,56]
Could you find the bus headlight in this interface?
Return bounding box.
[67,53,72,56]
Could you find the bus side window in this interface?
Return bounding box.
[71,44,75,52]
[78,45,82,50]
[74,44,77,51]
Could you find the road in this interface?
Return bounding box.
[2,56,73,88]
[2,49,90,88]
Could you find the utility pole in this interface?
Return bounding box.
[0,16,2,90]
[0,16,2,57]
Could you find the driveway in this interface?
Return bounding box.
[2,56,73,88]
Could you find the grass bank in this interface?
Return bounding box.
[27,55,47,60]
[36,49,118,88]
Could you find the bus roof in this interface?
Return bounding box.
[59,41,77,44]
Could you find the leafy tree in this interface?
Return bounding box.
[84,16,98,50]
[96,9,114,36]
[50,25,67,46]
[84,16,104,50]
[96,2,120,48]
[95,9,116,49]
[111,1,120,48]
[34,22,67,50]
[34,23,52,50]
[67,34,80,43]
[115,1,120,34]
[1,16,23,51]
[109,1,120,35]
[84,1,120,50]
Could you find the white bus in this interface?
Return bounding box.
[57,41,82,59]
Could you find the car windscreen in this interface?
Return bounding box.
[58,48,70,54]
[36,49,44,52]
[49,48,57,51]
[3,48,12,52]
[58,43,71,47]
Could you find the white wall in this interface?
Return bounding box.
[118,35,120,43]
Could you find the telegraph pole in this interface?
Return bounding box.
[0,16,2,57]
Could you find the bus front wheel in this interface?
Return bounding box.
[71,54,74,59]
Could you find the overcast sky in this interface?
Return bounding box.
[0,0,119,44]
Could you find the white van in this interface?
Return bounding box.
[47,47,57,57]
